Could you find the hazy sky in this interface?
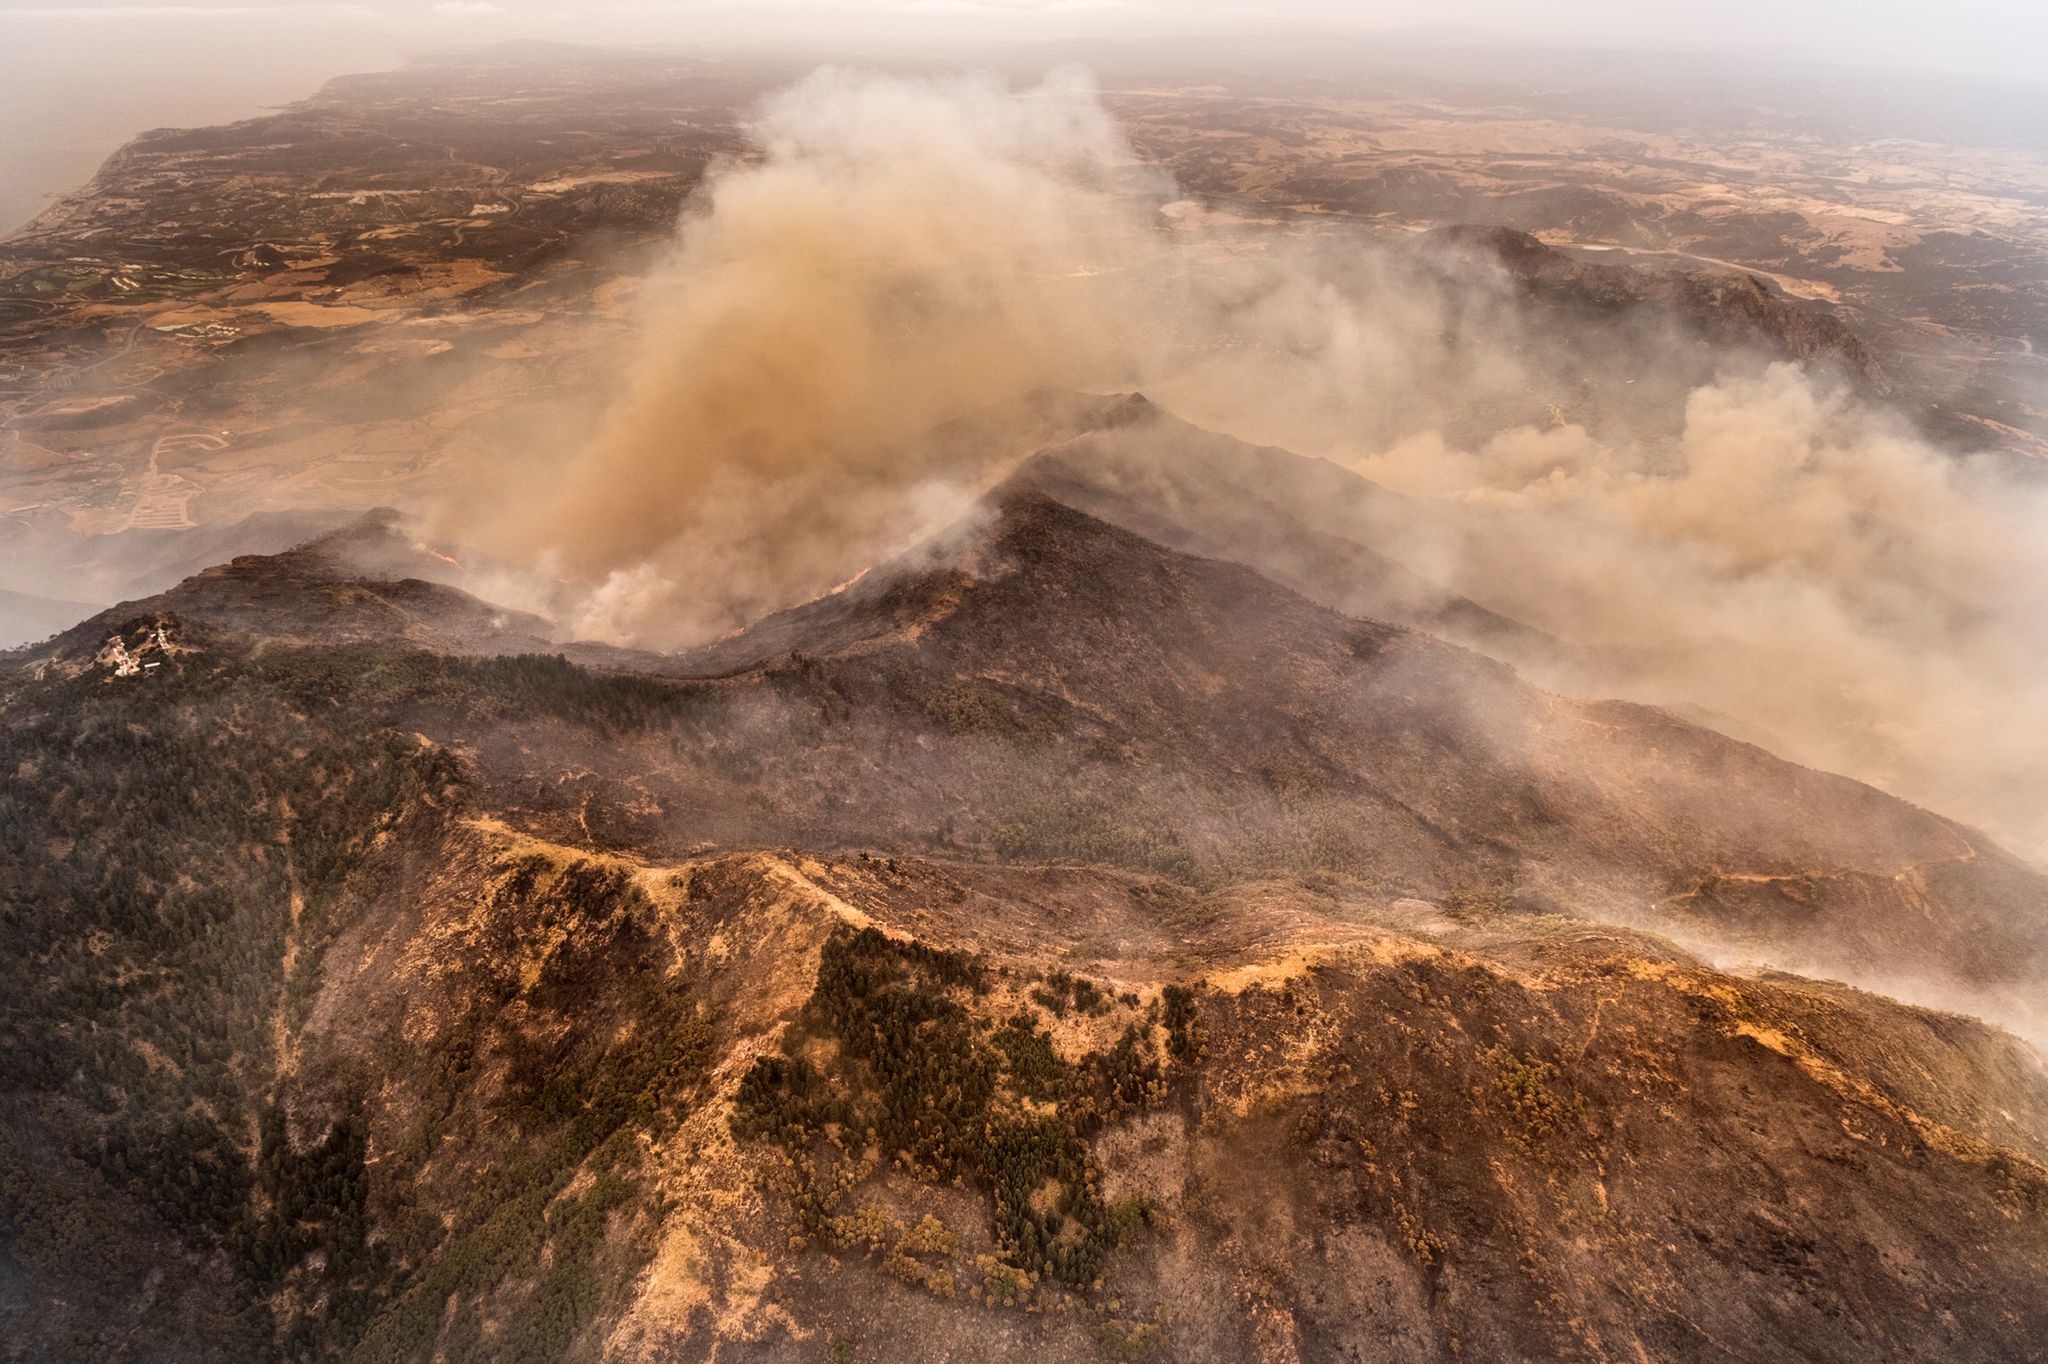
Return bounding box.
[1,0,2042,66]
[1,0,2044,229]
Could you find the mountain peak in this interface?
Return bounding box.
[1095,390,1162,427]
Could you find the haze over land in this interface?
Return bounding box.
[7,0,2048,229]
[2,16,2047,1363]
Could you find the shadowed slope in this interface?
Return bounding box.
[644,489,2048,1009]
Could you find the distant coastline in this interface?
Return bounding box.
[0,16,397,235]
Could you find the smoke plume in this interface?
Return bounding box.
[1335,366,2048,860]
[487,67,1166,645]
[482,68,2048,863]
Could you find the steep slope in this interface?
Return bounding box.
[14,481,2036,1010]
[994,392,1559,663]
[9,742,2046,1360]
[269,816,2048,1363]
[1,496,2044,1362]
[649,489,2047,1014]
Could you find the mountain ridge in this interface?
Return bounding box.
[3,45,2046,1361]
[4,464,2046,1360]
[15,466,2040,1013]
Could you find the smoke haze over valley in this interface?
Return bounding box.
[3,13,2047,1363]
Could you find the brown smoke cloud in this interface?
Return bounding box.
[1365,366,2048,860]
[484,67,1167,645]
[478,67,2048,865]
